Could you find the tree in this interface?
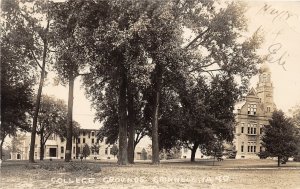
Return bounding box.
[82,144,90,159]
[10,134,26,155]
[95,83,149,163]
[65,0,263,165]
[262,110,298,167]
[91,144,100,155]
[200,136,224,166]
[36,95,68,160]
[141,148,148,160]
[50,1,90,162]
[110,144,119,159]
[1,0,56,163]
[0,0,36,159]
[79,0,153,165]
[290,105,300,161]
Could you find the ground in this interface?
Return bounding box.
[1,159,300,189]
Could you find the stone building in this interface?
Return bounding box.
[10,129,114,160]
[233,63,276,159]
[9,129,152,161]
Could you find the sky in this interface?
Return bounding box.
[245,1,300,114]
[42,0,300,131]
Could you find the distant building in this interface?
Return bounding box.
[9,129,152,161]
[10,129,114,160]
[233,63,276,159]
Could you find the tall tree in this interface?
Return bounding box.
[51,1,89,162]
[70,0,263,165]
[79,0,153,165]
[0,0,36,160]
[2,0,55,163]
[262,110,298,167]
[147,0,263,163]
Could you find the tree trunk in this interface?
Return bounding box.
[40,130,44,160]
[118,64,128,165]
[213,152,216,166]
[191,142,200,162]
[65,75,75,162]
[127,85,135,164]
[29,39,47,163]
[0,138,5,160]
[278,156,280,167]
[152,64,162,165]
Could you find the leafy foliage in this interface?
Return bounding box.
[82,144,90,158]
[110,144,119,158]
[262,110,298,166]
[141,148,148,160]
[1,0,37,159]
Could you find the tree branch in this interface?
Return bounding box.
[184,28,210,50]
[30,49,43,70]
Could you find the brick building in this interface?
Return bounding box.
[233,63,276,159]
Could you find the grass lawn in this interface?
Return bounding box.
[1,159,300,189]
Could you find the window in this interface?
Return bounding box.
[254,146,256,153]
[248,146,250,152]
[83,131,86,136]
[241,145,244,152]
[83,138,86,143]
[251,146,253,152]
[248,104,257,115]
[92,138,94,144]
[77,138,80,143]
[241,127,244,133]
[247,123,257,135]
[92,132,95,137]
[260,128,263,134]
[105,148,108,155]
[61,146,64,153]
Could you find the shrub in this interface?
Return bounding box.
[257,151,270,159]
[24,162,101,173]
[293,155,300,162]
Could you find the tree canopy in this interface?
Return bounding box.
[262,110,298,166]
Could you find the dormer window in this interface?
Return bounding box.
[248,104,257,115]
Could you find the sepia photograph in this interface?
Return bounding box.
[1,0,300,188]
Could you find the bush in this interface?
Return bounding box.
[24,162,101,173]
[293,155,300,162]
[257,151,270,159]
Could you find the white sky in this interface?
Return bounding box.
[42,1,300,130]
[245,1,300,114]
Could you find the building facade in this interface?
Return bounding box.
[233,64,276,159]
[10,129,116,160]
[10,129,151,161]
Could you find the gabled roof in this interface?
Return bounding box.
[247,87,257,97]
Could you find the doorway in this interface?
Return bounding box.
[49,148,57,157]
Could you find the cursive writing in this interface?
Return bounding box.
[257,3,296,23]
[266,43,288,71]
